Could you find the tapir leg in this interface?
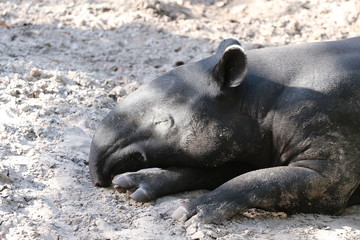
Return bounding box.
[172,163,358,223]
[112,163,254,202]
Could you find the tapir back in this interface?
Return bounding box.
[247,37,360,92]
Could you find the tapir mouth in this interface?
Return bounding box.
[110,151,147,176]
[90,147,147,188]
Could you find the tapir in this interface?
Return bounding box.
[89,37,360,223]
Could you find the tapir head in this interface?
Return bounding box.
[89,38,248,187]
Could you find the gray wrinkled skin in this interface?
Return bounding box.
[89,37,360,223]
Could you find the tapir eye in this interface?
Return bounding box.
[151,108,175,127]
[152,113,175,137]
[154,115,174,127]
[155,119,168,125]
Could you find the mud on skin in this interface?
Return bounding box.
[89,37,360,223]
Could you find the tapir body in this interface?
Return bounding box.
[89,37,360,223]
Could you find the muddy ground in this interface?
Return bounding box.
[0,0,359,239]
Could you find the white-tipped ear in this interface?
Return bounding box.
[216,37,242,54]
[213,44,248,88]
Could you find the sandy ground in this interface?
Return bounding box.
[0,0,359,239]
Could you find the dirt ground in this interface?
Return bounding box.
[0,0,359,239]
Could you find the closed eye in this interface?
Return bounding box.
[155,119,168,125]
[154,115,174,127]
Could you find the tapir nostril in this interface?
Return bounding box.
[94,180,112,188]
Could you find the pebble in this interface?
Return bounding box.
[108,86,127,101]
[21,104,30,112]
[0,170,12,184]
[53,74,68,85]
[29,68,41,78]
[191,231,205,239]
[11,193,26,203]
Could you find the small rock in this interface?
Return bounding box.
[146,0,193,20]
[21,104,30,112]
[342,226,352,231]
[53,74,68,85]
[191,231,205,240]
[29,68,41,78]
[10,89,21,97]
[124,82,140,94]
[110,66,119,71]
[0,170,12,183]
[28,90,40,98]
[108,86,127,101]
[11,193,26,203]
[187,225,197,235]
[1,188,11,198]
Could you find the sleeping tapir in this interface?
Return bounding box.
[89,37,360,223]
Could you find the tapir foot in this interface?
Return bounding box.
[172,188,241,224]
[112,168,180,202]
[112,167,215,202]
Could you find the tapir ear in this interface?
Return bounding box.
[213,41,248,88]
